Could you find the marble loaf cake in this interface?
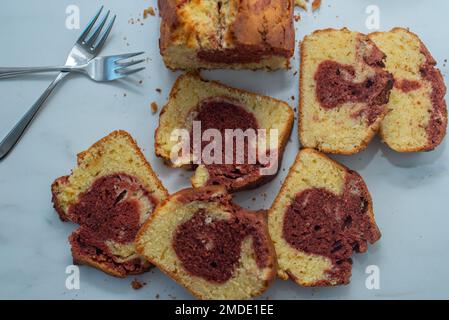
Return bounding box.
[155,72,294,192]
[369,28,447,152]
[51,131,168,277]
[136,186,277,300]
[268,148,381,286]
[299,28,394,154]
[158,0,295,70]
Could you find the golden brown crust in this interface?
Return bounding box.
[298,28,390,155]
[230,0,294,52]
[51,176,70,221]
[136,186,277,299]
[158,0,295,70]
[269,148,380,286]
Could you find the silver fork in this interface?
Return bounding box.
[0,7,115,159]
[0,52,146,81]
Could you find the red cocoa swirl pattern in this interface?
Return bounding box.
[394,79,422,93]
[282,171,381,284]
[419,45,448,147]
[173,210,269,283]
[314,60,394,125]
[198,46,291,64]
[192,98,271,189]
[68,174,155,272]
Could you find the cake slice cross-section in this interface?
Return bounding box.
[268,148,381,286]
[299,28,394,154]
[158,0,295,70]
[155,72,294,192]
[369,28,447,152]
[136,186,277,300]
[51,131,168,277]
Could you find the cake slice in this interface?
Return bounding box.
[51,131,168,277]
[268,148,381,286]
[369,28,447,152]
[155,72,294,192]
[158,0,294,70]
[136,186,276,300]
[299,28,394,154]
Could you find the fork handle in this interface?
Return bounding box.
[0,66,74,79]
[0,72,69,159]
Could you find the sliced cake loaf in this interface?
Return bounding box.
[52,131,168,277]
[136,186,276,300]
[155,72,294,192]
[268,148,381,286]
[159,0,295,70]
[299,28,394,154]
[369,28,447,152]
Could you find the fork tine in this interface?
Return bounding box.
[115,67,146,78]
[86,10,110,47]
[77,6,103,44]
[112,51,145,63]
[92,15,116,53]
[115,59,146,69]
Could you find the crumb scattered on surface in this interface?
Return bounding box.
[139,80,143,84]
[291,96,295,100]
[131,279,144,290]
[143,6,156,18]
[294,15,301,22]
[312,0,322,11]
[295,0,322,12]
[155,294,160,299]
[123,93,127,97]
[294,0,307,10]
[151,102,158,114]
[156,88,162,93]
[293,71,298,76]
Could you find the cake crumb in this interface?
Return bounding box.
[156,88,162,93]
[143,6,156,19]
[312,0,322,11]
[151,102,158,114]
[131,279,144,290]
[294,0,307,10]
[294,15,301,22]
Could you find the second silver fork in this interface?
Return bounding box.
[0,7,115,159]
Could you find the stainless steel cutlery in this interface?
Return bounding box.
[0,7,146,159]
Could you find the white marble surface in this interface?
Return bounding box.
[0,0,448,300]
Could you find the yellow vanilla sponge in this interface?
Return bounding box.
[299,28,394,154]
[155,72,293,192]
[158,0,295,70]
[369,28,447,152]
[52,131,168,277]
[268,148,381,286]
[136,186,277,300]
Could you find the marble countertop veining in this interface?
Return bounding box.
[0,0,448,299]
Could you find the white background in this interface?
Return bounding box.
[0,0,448,299]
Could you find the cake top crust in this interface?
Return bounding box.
[159,0,294,55]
